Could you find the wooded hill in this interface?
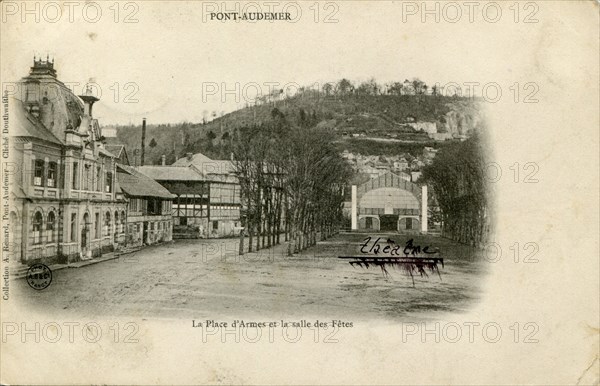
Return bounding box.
[108,82,484,166]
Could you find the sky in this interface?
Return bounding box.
[0,1,593,125]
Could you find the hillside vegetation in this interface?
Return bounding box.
[109,79,484,165]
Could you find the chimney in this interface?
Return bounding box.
[140,118,146,166]
[186,152,193,161]
[161,155,166,166]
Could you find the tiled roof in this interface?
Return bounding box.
[9,98,64,145]
[105,144,124,157]
[172,152,212,166]
[172,152,235,175]
[116,164,175,199]
[99,147,117,158]
[136,165,205,181]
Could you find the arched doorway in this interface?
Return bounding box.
[81,212,91,258]
[398,216,420,231]
[354,173,422,233]
[380,214,398,232]
[114,210,119,246]
[358,215,380,231]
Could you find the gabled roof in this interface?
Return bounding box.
[116,164,175,199]
[105,144,125,158]
[136,165,205,181]
[9,98,64,145]
[103,138,131,166]
[172,152,235,175]
[172,152,212,166]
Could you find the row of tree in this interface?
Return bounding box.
[421,133,493,247]
[310,77,440,97]
[232,108,351,255]
[245,77,445,108]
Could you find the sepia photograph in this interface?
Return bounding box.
[1,1,598,385]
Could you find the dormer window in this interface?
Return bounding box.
[29,104,40,118]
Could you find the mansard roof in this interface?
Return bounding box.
[16,60,86,142]
[9,98,64,146]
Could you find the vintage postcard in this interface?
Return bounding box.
[0,1,598,384]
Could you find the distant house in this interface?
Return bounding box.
[423,146,439,160]
[429,132,453,141]
[408,121,437,134]
[393,159,409,171]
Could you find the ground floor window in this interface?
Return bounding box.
[70,213,77,242]
[33,211,43,244]
[95,213,101,239]
[47,211,56,242]
[105,211,111,236]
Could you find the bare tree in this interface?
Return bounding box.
[232,110,350,256]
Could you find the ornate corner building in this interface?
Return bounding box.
[7,58,129,265]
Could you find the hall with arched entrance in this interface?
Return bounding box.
[350,172,428,233]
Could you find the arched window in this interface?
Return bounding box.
[105,211,111,237]
[95,213,101,239]
[121,211,126,233]
[47,211,56,242]
[33,211,43,244]
[70,213,77,242]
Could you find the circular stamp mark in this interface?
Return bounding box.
[26,264,52,290]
